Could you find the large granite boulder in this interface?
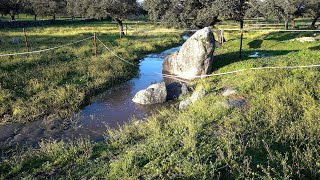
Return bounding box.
[163,27,215,80]
[132,82,167,105]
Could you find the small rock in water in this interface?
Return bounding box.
[132,82,167,105]
[222,88,238,97]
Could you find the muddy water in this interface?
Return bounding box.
[0,42,186,147]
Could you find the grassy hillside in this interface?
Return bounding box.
[0,21,181,124]
[1,26,319,178]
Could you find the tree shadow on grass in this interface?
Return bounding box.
[213,50,297,70]
[248,40,263,49]
[263,31,315,41]
[308,45,320,51]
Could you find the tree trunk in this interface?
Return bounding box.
[11,15,15,21]
[53,15,56,21]
[239,20,244,59]
[34,15,37,21]
[284,18,289,30]
[311,16,319,27]
[115,19,125,38]
[292,19,296,29]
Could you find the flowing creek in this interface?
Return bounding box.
[0,38,188,147]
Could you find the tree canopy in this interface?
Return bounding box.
[0,0,24,20]
[30,0,66,20]
[0,0,318,29]
[305,0,320,27]
[144,0,222,28]
[261,0,306,29]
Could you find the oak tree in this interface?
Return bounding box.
[305,0,320,27]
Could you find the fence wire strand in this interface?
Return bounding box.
[0,36,94,57]
[96,37,136,66]
[158,64,320,80]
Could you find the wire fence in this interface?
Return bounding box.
[0,29,319,83]
[0,36,94,57]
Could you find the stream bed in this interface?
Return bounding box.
[0,42,185,147]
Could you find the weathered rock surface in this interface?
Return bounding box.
[179,90,206,110]
[294,37,316,42]
[166,82,189,100]
[222,88,238,97]
[163,27,215,80]
[179,99,191,110]
[132,82,167,105]
[228,99,246,108]
[221,99,246,109]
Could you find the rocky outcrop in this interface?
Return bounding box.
[166,82,189,100]
[179,90,206,110]
[163,27,215,80]
[132,82,167,105]
[294,37,316,42]
[220,88,246,109]
[222,88,238,97]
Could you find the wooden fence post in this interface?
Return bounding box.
[23,28,30,52]
[221,29,225,47]
[126,23,128,36]
[94,32,97,57]
[239,28,244,59]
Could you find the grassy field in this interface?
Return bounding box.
[0,21,182,124]
[0,22,319,178]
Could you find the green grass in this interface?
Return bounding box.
[0,23,320,178]
[0,21,182,124]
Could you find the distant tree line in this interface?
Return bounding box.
[0,0,143,35]
[144,0,320,29]
[0,0,318,31]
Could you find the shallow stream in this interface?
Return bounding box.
[0,39,187,147]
